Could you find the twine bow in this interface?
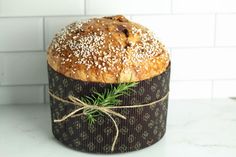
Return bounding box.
[48,91,169,152]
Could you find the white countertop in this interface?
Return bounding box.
[1,99,236,157]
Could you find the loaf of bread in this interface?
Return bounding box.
[47,15,169,83]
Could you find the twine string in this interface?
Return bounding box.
[48,91,168,152]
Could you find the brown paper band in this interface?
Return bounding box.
[48,91,169,152]
[48,63,171,153]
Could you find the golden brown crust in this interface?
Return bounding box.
[47,15,170,83]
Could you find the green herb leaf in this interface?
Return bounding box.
[81,82,138,125]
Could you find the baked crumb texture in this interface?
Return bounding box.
[47,15,170,83]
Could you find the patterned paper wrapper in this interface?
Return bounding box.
[48,63,170,153]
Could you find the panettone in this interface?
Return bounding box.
[47,15,169,83]
[47,15,171,153]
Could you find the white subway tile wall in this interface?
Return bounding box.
[0,52,48,85]
[0,57,4,82]
[170,48,236,80]
[0,18,43,51]
[0,86,44,105]
[170,81,212,99]
[216,14,236,46]
[86,0,172,15]
[0,0,84,16]
[132,15,215,47]
[0,0,235,104]
[172,0,217,13]
[173,0,236,13]
[45,85,49,103]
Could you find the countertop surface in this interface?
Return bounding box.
[0,99,236,157]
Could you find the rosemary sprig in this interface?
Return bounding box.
[81,82,138,124]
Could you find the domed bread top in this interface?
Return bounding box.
[47,15,170,83]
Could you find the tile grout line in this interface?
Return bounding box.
[0,84,48,87]
[170,0,174,14]
[170,45,236,49]
[171,78,236,82]
[1,12,231,18]
[211,80,214,100]
[0,50,45,53]
[42,17,46,51]
[84,0,87,15]
[213,13,217,47]
[43,85,46,104]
